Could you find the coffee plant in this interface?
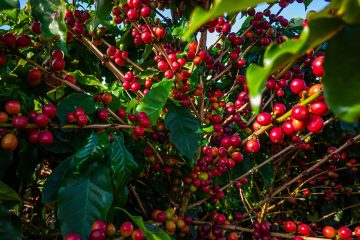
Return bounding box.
[0,0,360,239]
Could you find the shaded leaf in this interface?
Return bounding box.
[0,149,13,179]
[136,79,173,126]
[323,25,360,122]
[0,205,22,240]
[0,182,20,201]
[0,0,19,11]
[58,161,113,239]
[164,104,201,166]
[89,0,112,30]
[69,70,107,89]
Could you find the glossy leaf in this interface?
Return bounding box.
[323,25,360,122]
[0,0,19,11]
[164,104,202,166]
[29,0,67,52]
[136,79,173,126]
[246,2,347,113]
[120,208,172,240]
[182,0,276,40]
[57,93,96,123]
[69,70,107,89]
[110,134,138,192]
[89,0,112,30]
[58,161,113,239]
[74,132,109,172]
[42,156,73,204]
[0,182,20,201]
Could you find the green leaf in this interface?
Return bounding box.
[58,161,113,239]
[30,0,67,53]
[110,134,138,192]
[164,104,201,166]
[0,0,19,11]
[88,0,112,30]
[42,156,72,204]
[323,25,360,122]
[0,205,22,240]
[304,0,313,10]
[74,132,109,172]
[69,70,107,89]
[182,0,277,40]
[57,93,96,123]
[136,79,173,126]
[0,182,20,201]
[246,3,347,113]
[119,208,172,240]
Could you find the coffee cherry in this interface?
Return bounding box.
[0,54,6,67]
[230,135,241,146]
[291,105,309,121]
[51,50,64,59]
[16,35,31,48]
[306,115,324,133]
[298,224,312,236]
[1,133,18,150]
[132,229,144,240]
[164,70,174,79]
[155,26,166,38]
[3,33,16,47]
[5,100,21,115]
[89,229,106,240]
[101,93,113,104]
[256,112,272,126]
[134,126,145,136]
[27,68,42,85]
[106,223,116,237]
[322,226,336,238]
[97,110,109,121]
[29,130,40,143]
[64,74,77,85]
[34,113,49,127]
[290,78,306,94]
[120,221,134,237]
[269,127,284,143]
[38,131,54,144]
[245,139,260,153]
[309,101,328,116]
[31,22,41,34]
[283,221,296,233]
[127,9,139,21]
[308,83,323,96]
[67,112,76,123]
[165,220,176,234]
[338,226,352,239]
[76,114,88,126]
[92,220,107,232]
[312,56,325,77]
[282,120,295,135]
[273,103,286,117]
[12,116,28,129]
[52,58,65,71]
[0,112,8,123]
[354,226,360,237]
[42,104,57,118]
[64,233,81,240]
[140,6,151,17]
[106,46,117,56]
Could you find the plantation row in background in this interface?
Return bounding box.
[0,0,359,240]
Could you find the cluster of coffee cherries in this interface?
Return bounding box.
[0,100,56,150]
[106,45,129,67]
[150,209,190,236]
[116,108,151,136]
[206,16,232,34]
[64,9,91,36]
[131,23,166,46]
[0,32,32,69]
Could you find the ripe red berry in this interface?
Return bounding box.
[291,105,309,121]
[164,70,174,79]
[290,78,306,94]
[120,221,134,237]
[354,226,360,237]
[67,112,77,123]
[309,100,328,116]
[12,116,28,129]
[76,114,88,126]
[140,6,151,17]
[5,100,21,115]
[34,113,49,127]
[91,220,107,232]
[27,68,42,86]
[134,126,145,136]
[312,56,325,77]
[273,103,286,117]
[283,221,296,233]
[52,58,65,71]
[16,35,31,48]
[3,33,16,47]
[38,131,54,144]
[245,139,260,153]
[97,110,109,121]
[338,226,352,239]
[256,112,272,126]
[106,46,117,56]
[29,130,40,143]
[298,224,312,236]
[306,115,324,133]
[269,127,284,143]
[322,226,336,238]
[31,22,41,34]
[64,233,82,240]
[127,9,139,20]
[64,74,77,85]
[42,104,57,118]
[0,54,6,67]
[132,229,145,240]
[89,229,106,240]
[155,26,166,38]
[230,135,241,147]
